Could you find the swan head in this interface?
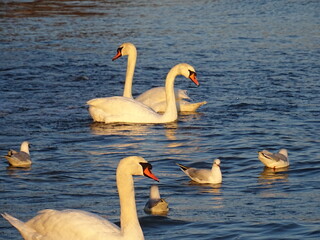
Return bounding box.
[173,63,199,87]
[117,156,159,182]
[112,42,137,61]
[20,141,30,154]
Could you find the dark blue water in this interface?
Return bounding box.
[1,0,319,239]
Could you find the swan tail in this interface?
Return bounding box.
[178,100,207,112]
[2,213,41,240]
[176,163,189,171]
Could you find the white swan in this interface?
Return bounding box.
[258,149,289,169]
[2,156,159,240]
[112,42,207,112]
[176,159,222,184]
[144,185,169,215]
[87,63,199,124]
[4,141,31,168]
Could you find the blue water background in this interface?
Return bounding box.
[0,0,319,239]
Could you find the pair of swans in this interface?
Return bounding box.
[87,43,206,124]
[88,63,199,124]
[111,42,207,112]
[2,156,159,240]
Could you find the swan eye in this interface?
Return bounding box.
[140,162,152,170]
[117,47,123,54]
[140,162,159,182]
[188,70,196,77]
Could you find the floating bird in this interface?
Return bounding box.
[144,185,169,215]
[176,159,222,184]
[112,42,207,112]
[258,149,289,169]
[87,63,199,124]
[4,141,31,168]
[2,156,159,240]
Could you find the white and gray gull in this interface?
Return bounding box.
[4,141,31,168]
[176,159,222,184]
[258,148,289,169]
[144,185,169,215]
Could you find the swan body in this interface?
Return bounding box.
[112,42,206,112]
[87,63,199,124]
[177,159,222,184]
[258,149,289,169]
[144,185,168,215]
[2,156,159,240]
[4,141,31,167]
[135,87,207,112]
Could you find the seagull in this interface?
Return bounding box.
[144,185,169,215]
[176,159,222,184]
[4,141,31,168]
[258,149,289,169]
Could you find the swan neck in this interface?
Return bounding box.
[123,49,137,99]
[116,167,143,238]
[162,68,178,121]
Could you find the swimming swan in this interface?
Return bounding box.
[112,42,207,112]
[87,63,199,124]
[2,156,159,240]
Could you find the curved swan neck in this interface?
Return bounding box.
[123,47,137,99]
[116,166,143,238]
[161,66,180,121]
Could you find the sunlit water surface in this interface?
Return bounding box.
[0,0,319,239]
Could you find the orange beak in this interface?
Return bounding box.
[112,49,122,61]
[189,72,200,86]
[143,167,159,182]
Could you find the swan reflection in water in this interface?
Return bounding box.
[90,122,155,136]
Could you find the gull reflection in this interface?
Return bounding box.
[186,182,224,209]
[6,166,32,178]
[258,166,289,185]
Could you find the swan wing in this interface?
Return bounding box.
[136,87,190,105]
[87,96,162,123]
[25,209,120,240]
